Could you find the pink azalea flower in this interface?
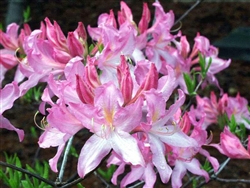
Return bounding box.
[170,157,209,188]
[145,1,178,72]
[117,1,134,27]
[191,92,227,128]
[44,17,68,51]
[132,89,198,184]
[38,101,83,172]
[166,114,219,188]
[0,23,32,85]
[225,93,250,129]
[70,82,145,177]
[143,89,197,148]
[0,49,18,85]
[192,34,231,92]
[18,29,69,95]
[210,126,250,159]
[0,23,20,50]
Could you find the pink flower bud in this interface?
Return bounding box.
[84,56,100,88]
[117,55,133,105]
[76,75,94,104]
[44,17,67,51]
[138,3,151,34]
[129,63,158,105]
[67,32,84,57]
[75,22,87,41]
[210,126,250,159]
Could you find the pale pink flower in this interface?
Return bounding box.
[170,157,209,188]
[19,30,69,95]
[0,23,32,85]
[38,101,83,172]
[225,93,250,129]
[70,82,145,177]
[145,2,178,72]
[192,34,231,92]
[132,89,198,183]
[0,23,19,50]
[191,92,227,128]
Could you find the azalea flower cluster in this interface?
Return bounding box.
[1,1,250,187]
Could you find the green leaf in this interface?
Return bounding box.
[204,57,212,75]
[0,168,10,186]
[236,123,246,140]
[98,43,104,52]
[198,53,206,74]
[88,43,94,53]
[42,161,49,179]
[192,178,198,188]
[229,114,237,133]
[23,6,31,23]
[70,146,79,158]
[198,53,212,79]
[201,160,212,172]
[183,73,196,96]
[97,165,117,182]
[217,113,229,130]
[25,164,36,174]
[77,183,85,188]
[24,174,34,188]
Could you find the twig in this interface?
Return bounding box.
[65,172,78,183]
[57,136,74,183]
[213,158,230,177]
[59,177,84,188]
[127,181,145,188]
[213,177,250,183]
[0,161,55,186]
[174,0,205,26]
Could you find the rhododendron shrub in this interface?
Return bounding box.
[1,1,250,188]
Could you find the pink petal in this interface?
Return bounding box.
[77,134,111,177]
[0,82,20,113]
[138,3,151,34]
[111,131,145,166]
[143,163,157,188]
[120,166,144,187]
[94,82,124,116]
[184,158,209,182]
[46,102,83,135]
[111,163,125,185]
[0,115,24,142]
[171,161,186,188]
[114,97,142,132]
[38,126,71,148]
[49,143,65,172]
[149,134,172,183]
[144,89,166,123]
